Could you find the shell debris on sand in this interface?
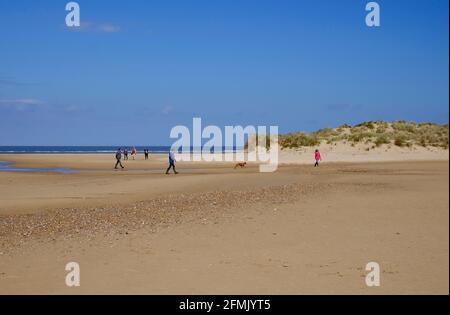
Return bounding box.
[0,181,382,253]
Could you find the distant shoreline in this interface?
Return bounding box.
[0,146,244,154]
[0,146,172,154]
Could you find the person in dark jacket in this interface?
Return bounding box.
[115,148,124,169]
[165,151,178,174]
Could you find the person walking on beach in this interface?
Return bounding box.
[131,147,137,160]
[314,149,322,167]
[115,148,124,169]
[166,150,178,174]
[124,148,129,160]
[144,149,149,160]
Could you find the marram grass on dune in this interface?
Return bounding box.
[278,121,449,150]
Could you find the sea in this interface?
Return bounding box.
[0,146,171,154]
[0,146,241,154]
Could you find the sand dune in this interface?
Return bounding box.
[279,142,449,164]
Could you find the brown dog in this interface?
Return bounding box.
[234,162,247,169]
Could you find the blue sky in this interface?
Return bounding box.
[0,0,448,145]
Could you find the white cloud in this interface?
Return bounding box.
[161,105,174,115]
[0,77,22,86]
[69,21,121,33]
[64,105,79,113]
[0,98,45,111]
[97,23,121,33]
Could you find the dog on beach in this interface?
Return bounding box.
[234,162,247,169]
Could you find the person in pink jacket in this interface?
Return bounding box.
[314,149,322,167]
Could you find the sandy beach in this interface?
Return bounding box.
[2,0,448,301]
[0,152,448,294]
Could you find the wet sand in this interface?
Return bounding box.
[0,155,448,294]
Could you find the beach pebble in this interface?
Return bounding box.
[1,181,329,253]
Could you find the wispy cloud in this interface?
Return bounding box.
[64,105,80,113]
[67,21,121,33]
[326,103,364,112]
[0,76,26,87]
[97,23,121,33]
[161,105,174,115]
[0,98,45,111]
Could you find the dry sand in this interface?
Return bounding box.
[0,153,448,294]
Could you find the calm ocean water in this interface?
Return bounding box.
[0,146,241,154]
[0,146,171,154]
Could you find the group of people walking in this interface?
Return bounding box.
[114,147,179,174]
[114,148,323,172]
[114,147,146,169]
[122,147,137,160]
